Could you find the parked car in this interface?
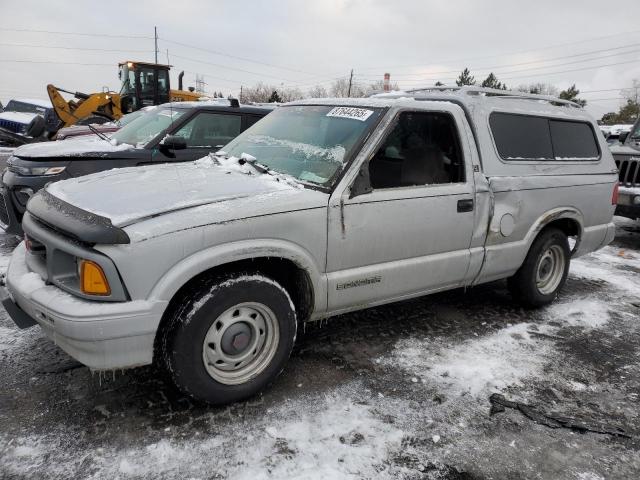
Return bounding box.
[0,101,273,235]
[0,99,53,136]
[610,117,640,219]
[1,87,617,405]
[604,123,634,145]
[54,106,156,140]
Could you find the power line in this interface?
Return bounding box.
[361,55,640,86]
[159,37,319,77]
[0,59,113,66]
[0,27,153,40]
[169,52,292,82]
[375,42,640,78]
[355,28,640,71]
[0,42,153,54]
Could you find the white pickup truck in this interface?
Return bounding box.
[2,87,618,405]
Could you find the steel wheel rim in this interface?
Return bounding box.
[535,245,565,295]
[202,302,280,385]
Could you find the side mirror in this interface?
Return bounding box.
[161,135,187,151]
[349,164,372,199]
[619,131,629,144]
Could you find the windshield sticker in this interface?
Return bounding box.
[326,107,374,122]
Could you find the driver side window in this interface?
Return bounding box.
[368,111,465,189]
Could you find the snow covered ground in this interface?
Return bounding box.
[0,218,639,479]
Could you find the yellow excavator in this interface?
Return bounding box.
[47,61,202,130]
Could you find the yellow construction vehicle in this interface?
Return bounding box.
[47,61,202,130]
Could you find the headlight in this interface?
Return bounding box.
[9,165,66,176]
[633,196,640,206]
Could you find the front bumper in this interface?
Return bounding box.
[3,243,168,370]
[616,189,640,220]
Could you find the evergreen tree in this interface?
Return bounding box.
[268,90,282,103]
[600,112,617,125]
[455,68,476,87]
[616,99,640,123]
[481,72,506,90]
[559,84,587,106]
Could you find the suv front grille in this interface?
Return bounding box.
[615,158,640,187]
[0,118,26,134]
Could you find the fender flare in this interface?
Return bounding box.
[147,238,327,313]
[522,206,584,255]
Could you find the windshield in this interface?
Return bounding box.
[631,119,640,139]
[5,100,48,114]
[110,107,185,147]
[222,105,383,186]
[119,64,136,96]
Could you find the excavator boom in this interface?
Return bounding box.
[47,84,123,129]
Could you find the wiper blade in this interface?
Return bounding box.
[87,123,111,143]
[238,152,270,174]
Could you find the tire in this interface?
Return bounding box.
[508,227,570,308]
[160,272,297,405]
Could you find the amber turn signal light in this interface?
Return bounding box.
[80,260,111,296]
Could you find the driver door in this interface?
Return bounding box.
[326,109,476,312]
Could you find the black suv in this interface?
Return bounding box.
[0,101,274,234]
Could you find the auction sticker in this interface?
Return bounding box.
[326,107,374,122]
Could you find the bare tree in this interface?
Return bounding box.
[240,82,304,103]
[516,83,559,96]
[307,85,328,98]
[621,79,640,105]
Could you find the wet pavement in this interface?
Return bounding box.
[0,218,639,479]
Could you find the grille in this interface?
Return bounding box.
[615,158,640,187]
[0,118,26,134]
[0,193,10,228]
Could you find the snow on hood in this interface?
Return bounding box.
[13,136,132,158]
[0,111,38,124]
[45,156,312,227]
[609,144,640,156]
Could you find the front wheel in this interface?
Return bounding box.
[508,228,570,308]
[160,273,297,405]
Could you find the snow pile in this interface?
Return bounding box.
[571,246,640,298]
[388,323,553,397]
[546,299,611,328]
[0,388,405,479]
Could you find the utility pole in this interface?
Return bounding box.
[154,26,158,64]
[240,85,243,102]
[347,69,353,98]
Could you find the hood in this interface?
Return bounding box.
[45,157,325,228]
[0,111,39,125]
[13,136,133,159]
[609,144,640,158]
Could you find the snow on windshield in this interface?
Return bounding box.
[247,134,347,164]
[223,105,382,186]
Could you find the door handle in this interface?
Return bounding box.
[457,199,474,213]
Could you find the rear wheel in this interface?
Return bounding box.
[508,228,570,308]
[160,273,296,405]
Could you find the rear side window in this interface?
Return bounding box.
[490,112,600,161]
[549,120,599,160]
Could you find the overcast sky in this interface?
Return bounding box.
[2,0,640,119]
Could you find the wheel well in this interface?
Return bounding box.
[153,257,314,364]
[540,217,581,253]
